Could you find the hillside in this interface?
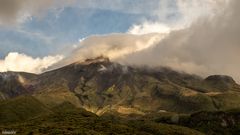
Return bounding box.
[0,96,50,123]
[0,99,204,135]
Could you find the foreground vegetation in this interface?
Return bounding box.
[0,96,203,135]
[0,96,240,135]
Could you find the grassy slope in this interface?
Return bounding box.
[1,96,239,135]
[0,96,51,123]
[0,97,204,135]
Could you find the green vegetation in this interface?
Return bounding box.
[0,96,50,123]
[146,110,240,135]
[0,97,204,135]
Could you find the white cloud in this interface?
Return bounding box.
[128,22,172,35]
[0,52,63,73]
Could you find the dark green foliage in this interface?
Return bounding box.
[148,110,240,135]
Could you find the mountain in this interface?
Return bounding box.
[0,56,240,134]
[1,56,240,114]
[30,56,240,114]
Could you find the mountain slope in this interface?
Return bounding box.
[27,57,240,114]
[0,72,37,100]
[1,57,240,115]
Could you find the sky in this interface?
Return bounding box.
[0,0,179,57]
[0,0,239,82]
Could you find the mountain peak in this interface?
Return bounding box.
[83,56,110,65]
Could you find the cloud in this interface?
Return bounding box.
[176,0,229,24]
[2,0,238,83]
[120,0,240,82]
[127,0,229,35]
[55,33,166,67]
[46,0,239,82]
[0,0,75,25]
[128,22,171,35]
[0,52,63,73]
[0,0,175,26]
